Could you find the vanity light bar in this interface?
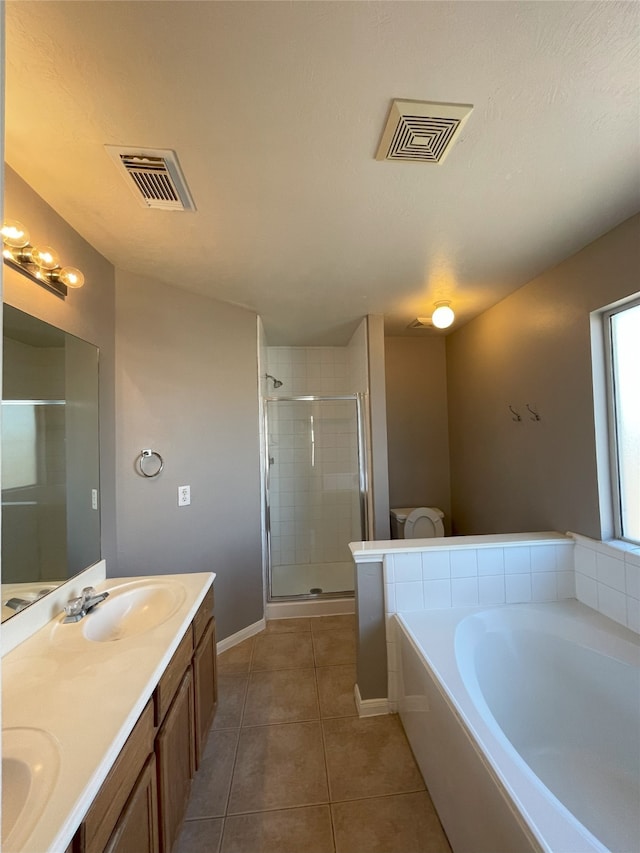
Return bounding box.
[1,220,85,299]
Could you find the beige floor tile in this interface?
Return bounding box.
[312,629,356,667]
[186,730,239,819]
[174,817,224,853]
[213,673,248,729]
[316,665,357,718]
[217,637,255,675]
[221,806,335,853]
[310,614,355,633]
[332,792,451,853]
[243,668,319,726]
[323,715,425,802]
[227,721,329,814]
[251,632,315,671]
[264,617,311,633]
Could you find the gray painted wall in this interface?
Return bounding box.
[3,166,117,567]
[446,213,640,538]
[385,336,451,531]
[354,560,387,700]
[367,315,390,540]
[115,270,264,640]
[3,169,265,642]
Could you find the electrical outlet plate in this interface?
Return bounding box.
[178,485,191,507]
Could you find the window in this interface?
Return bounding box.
[606,298,640,544]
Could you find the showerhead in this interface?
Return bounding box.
[265,373,283,389]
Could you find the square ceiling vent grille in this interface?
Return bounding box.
[105,146,196,211]
[376,100,473,164]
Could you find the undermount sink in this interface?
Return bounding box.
[82,580,186,642]
[2,727,61,852]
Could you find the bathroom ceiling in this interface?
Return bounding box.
[4,1,639,345]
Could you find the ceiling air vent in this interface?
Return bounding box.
[407,318,432,329]
[376,100,473,164]
[105,146,196,211]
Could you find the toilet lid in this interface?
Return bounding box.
[404,507,444,538]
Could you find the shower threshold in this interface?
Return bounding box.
[270,560,354,599]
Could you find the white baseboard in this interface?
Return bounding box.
[265,597,355,619]
[354,683,390,717]
[217,618,266,654]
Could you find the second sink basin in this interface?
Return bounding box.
[82,580,186,642]
[2,727,61,852]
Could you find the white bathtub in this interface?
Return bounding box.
[396,601,640,853]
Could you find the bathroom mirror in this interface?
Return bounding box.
[1,305,100,622]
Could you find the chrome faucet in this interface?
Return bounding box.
[5,588,56,611]
[63,586,109,623]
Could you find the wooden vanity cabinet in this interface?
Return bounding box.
[74,585,217,853]
[155,667,195,853]
[103,755,159,853]
[76,701,156,853]
[193,588,217,767]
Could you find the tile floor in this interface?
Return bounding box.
[175,615,452,853]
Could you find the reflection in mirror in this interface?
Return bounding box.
[1,305,100,622]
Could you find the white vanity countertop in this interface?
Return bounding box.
[2,571,215,853]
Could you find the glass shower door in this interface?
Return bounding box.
[267,397,364,599]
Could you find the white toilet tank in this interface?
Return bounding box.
[390,506,445,539]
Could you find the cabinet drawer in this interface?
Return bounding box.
[154,628,193,726]
[79,700,155,853]
[192,586,214,648]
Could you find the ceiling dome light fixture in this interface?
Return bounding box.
[1,219,85,299]
[431,301,455,329]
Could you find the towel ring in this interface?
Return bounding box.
[137,448,164,478]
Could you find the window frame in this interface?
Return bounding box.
[603,294,640,546]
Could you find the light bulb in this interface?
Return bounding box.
[31,245,60,271]
[431,301,455,329]
[58,267,85,289]
[1,220,30,249]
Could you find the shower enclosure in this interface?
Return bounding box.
[265,395,367,599]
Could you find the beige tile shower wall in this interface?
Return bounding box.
[266,342,368,561]
[269,400,360,567]
[383,536,575,709]
[571,533,640,633]
[266,346,351,396]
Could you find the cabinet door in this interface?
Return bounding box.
[193,617,217,768]
[77,701,155,853]
[155,668,195,853]
[103,754,159,853]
